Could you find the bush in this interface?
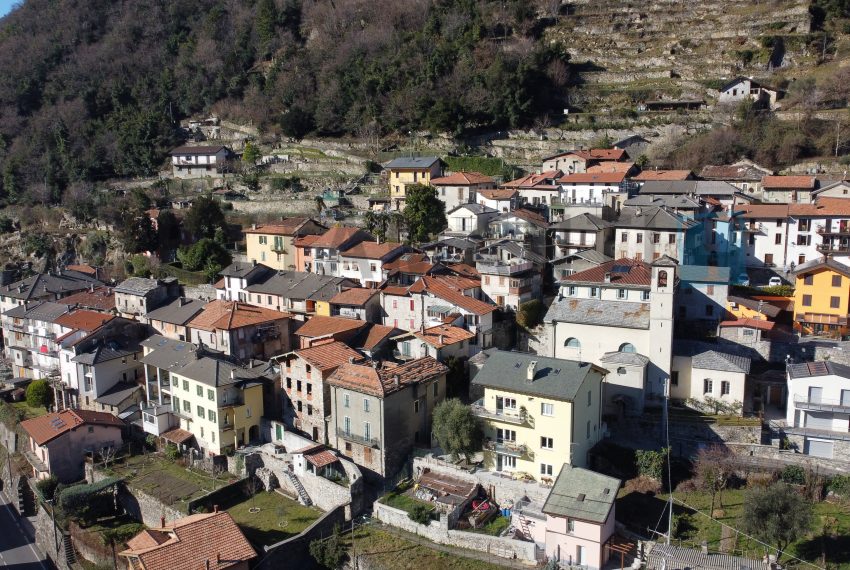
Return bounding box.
[309,525,346,569]
[165,444,181,460]
[516,299,543,330]
[408,503,433,524]
[760,285,794,296]
[635,448,668,482]
[828,474,850,497]
[36,476,60,501]
[25,379,53,409]
[780,465,806,485]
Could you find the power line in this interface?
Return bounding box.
[671,496,826,570]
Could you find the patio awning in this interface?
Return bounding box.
[161,428,194,445]
[305,449,339,469]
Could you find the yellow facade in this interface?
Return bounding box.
[170,372,264,456]
[475,382,599,481]
[388,166,441,209]
[727,302,764,320]
[314,300,331,317]
[794,265,850,336]
[245,232,297,270]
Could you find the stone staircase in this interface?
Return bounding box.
[283,470,312,506]
[61,533,76,564]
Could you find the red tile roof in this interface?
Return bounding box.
[60,286,116,312]
[791,198,850,216]
[431,172,495,186]
[383,254,436,276]
[295,315,368,338]
[330,287,379,306]
[327,357,448,397]
[54,310,114,332]
[64,264,99,277]
[341,241,404,259]
[160,427,195,445]
[381,285,410,297]
[21,409,124,446]
[477,189,517,200]
[586,161,634,173]
[558,171,627,184]
[311,226,366,249]
[244,218,309,236]
[503,171,562,189]
[563,258,652,286]
[445,263,480,278]
[633,170,693,181]
[413,325,475,348]
[410,276,495,315]
[719,318,776,331]
[762,175,816,189]
[507,207,549,228]
[294,234,322,248]
[358,323,400,350]
[188,300,290,331]
[295,341,363,371]
[740,204,790,219]
[294,444,341,469]
[120,511,256,570]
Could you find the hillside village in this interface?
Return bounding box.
[5,1,850,570]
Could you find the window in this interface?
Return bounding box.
[642,290,650,301]
[297,380,302,392]
[671,371,679,386]
[618,367,627,375]
[802,294,812,307]
[797,235,811,246]
[503,398,517,410]
[307,404,313,415]
[173,397,179,411]
[832,296,841,309]
[183,400,190,412]
[541,403,554,416]
[364,422,371,441]
[636,234,643,244]
[540,463,554,476]
[706,285,714,295]
[497,428,517,442]
[246,406,251,418]
[183,380,189,391]
[197,406,205,419]
[307,383,312,395]
[658,271,668,287]
[363,398,370,412]
[590,287,598,298]
[804,274,814,286]
[586,420,591,439]
[587,390,592,407]
[501,455,517,469]
[775,233,782,245]
[208,410,216,423]
[617,288,626,299]
[541,437,553,449]
[433,382,438,398]
[668,234,676,244]
[409,300,415,311]
[619,343,636,353]
[834,275,843,287]
[197,385,203,397]
[343,416,351,435]
[414,400,420,413]
[652,233,660,244]
[721,381,730,396]
[207,389,214,401]
[704,379,713,394]
[211,432,215,443]
[568,519,575,533]
[259,236,267,245]
[286,378,291,389]
[370,263,377,272]
[297,401,302,412]
[568,286,577,296]
[565,337,580,348]
[343,393,350,408]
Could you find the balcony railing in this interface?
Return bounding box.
[794,395,850,413]
[219,396,245,408]
[337,428,380,448]
[485,440,530,458]
[784,425,850,442]
[471,400,533,426]
[817,225,850,236]
[817,242,850,253]
[475,260,533,275]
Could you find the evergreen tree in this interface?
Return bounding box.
[402,184,446,244]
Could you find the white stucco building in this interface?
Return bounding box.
[785,361,850,460]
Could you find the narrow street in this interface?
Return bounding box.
[0,490,53,569]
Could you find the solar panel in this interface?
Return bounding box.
[611,264,631,274]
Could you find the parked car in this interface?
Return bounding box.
[736,273,750,287]
[768,276,783,287]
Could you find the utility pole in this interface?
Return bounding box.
[836,120,842,157]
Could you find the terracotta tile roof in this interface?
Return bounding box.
[295,315,368,338]
[54,310,114,332]
[188,300,290,331]
[545,148,626,161]
[503,170,562,189]
[294,445,340,469]
[58,286,116,312]
[294,234,322,248]
[341,241,404,259]
[295,341,363,371]
[633,170,693,181]
[477,189,517,200]
[64,264,99,276]
[243,218,311,235]
[384,254,436,275]
[327,357,448,397]
[330,287,379,306]
[762,175,816,189]
[586,161,634,173]
[740,204,790,219]
[409,276,495,316]
[381,285,411,297]
[311,226,367,249]
[413,325,475,348]
[21,409,124,446]
[357,323,400,350]
[558,171,627,184]
[791,198,850,216]
[160,427,195,445]
[430,171,494,185]
[719,318,776,331]
[562,258,652,286]
[445,263,480,278]
[505,207,549,228]
[120,511,255,570]
[213,278,225,289]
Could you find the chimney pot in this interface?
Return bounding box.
[205,560,210,570]
[252,223,257,230]
[349,356,356,363]
[526,360,538,383]
[160,516,165,528]
[217,553,221,563]
[604,272,611,283]
[394,375,400,387]
[214,504,219,513]
[252,259,257,267]
[230,369,236,379]
[439,335,445,345]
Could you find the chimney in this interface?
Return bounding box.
[701,541,708,554]
[349,356,356,363]
[160,516,165,528]
[439,334,445,345]
[213,504,219,513]
[89,283,94,292]
[217,553,221,564]
[205,560,210,570]
[526,360,538,383]
[230,369,236,380]
[393,375,400,387]
[252,223,257,230]
[252,259,257,267]
[604,272,611,283]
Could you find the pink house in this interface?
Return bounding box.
[21,409,124,483]
[542,464,622,569]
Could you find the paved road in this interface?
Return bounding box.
[0,491,52,569]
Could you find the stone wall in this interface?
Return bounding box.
[90,468,183,526]
[34,502,73,570]
[255,503,348,569]
[373,502,536,562]
[726,442,850,475]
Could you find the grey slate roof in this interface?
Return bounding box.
[114,277,174,296]
[692,350,751,374]
[727,296,781,318]
[0,271,101,301]
[73,341,138,365]
[678,265,730,284]
[447,203,497,215]
[385,156,441,169]
[788,361,850,380]
[638,180,699,195]
[544,297,650,329]
[219,261,275,280]
[4,301,71,322]
[95,382,141,407]
[542,464,620,523]
[471,350,606,400]
[245,271,354,303]
[694,181,737,196]
[624,195,700,209]
[615,206,698,231]
[478,240,547,265]
[551,249,612,266]
[646,544,767,570]
[549,213,610,231]
[145,297,205,325]
[793,256,850,278]
[600,351,650,366]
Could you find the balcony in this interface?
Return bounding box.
[472,400,533,426]
[475,260,533,276]
[337,428,380,448]
[817,225,850,236]
[784,425,850,442]
[794,395,850,413]
[485,440,530,458]
[219,396,245,408]
[817,242,850,254]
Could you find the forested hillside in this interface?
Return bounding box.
[0,0,568,203]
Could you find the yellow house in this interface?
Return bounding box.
[140,335,272,457]
[470,351,606,481]
[385,156,443,210]
[244,218,326,270]
[793,258,850,337]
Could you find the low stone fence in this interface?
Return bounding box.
[255,503,348,569]
[726,441,850,475]
[373,501,537,562]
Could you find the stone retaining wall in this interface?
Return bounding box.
[255,503,348,569]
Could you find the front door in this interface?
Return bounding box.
[577,545,587,566]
